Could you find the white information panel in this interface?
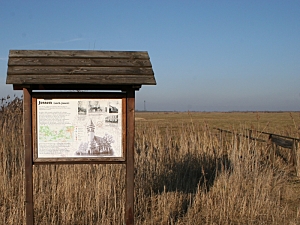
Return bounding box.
[37,98,122,158]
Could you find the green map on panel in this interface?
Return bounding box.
[39,126,74,142]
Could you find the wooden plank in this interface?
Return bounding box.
[33,157,126,164]
[32,92,126,99]
[122,97,127,161]
[23,88,34,225]
[126,88,135,225]
[13,84,139,91]
[7,75,156,85]
[33,160,126,165]
[8,66,154,75]
[258,130,300,141]
[8,57,152,67]
[270,136,293,149]
[9,50,150,59]
[214,128,266,143]
[32,98,38,163]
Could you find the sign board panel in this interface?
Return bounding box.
[32,93,126,163]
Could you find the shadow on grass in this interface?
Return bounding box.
[151,152,231,195]
[135,151,232,223]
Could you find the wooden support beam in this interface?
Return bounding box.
[126,88,135,225]
[268,135,276,164]
[219,130,224,155]
[23,88,34,225]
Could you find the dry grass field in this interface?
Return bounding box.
[1,96,300,224]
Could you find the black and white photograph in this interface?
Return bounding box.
[105,115,118,123]
[88,101,106,113]
[77,101,87,115]
[109,104,119,113]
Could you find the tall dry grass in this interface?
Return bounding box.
[1,96,299,224]
[1,96,24,224]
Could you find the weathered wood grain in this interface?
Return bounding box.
[270,136,293,149]
[8,57,152,67]
[23,88,34,225]
[32,92,126,99]
[9,50,149,58]
[126,88,135,225]
[7,50,156,87]
[7,75,156,85]
[8,66,153,75]
[12,84,141,91]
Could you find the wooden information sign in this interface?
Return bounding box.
[32,92,126,163]
[6,50,156,225]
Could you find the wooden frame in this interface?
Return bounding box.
[31,92,126,164]
[24,88,136,224]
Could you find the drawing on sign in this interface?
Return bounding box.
[76,119,114,156]
[37,98,122,158]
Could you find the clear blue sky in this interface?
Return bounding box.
[1,0,299,111]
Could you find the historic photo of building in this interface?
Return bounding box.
[105,115,118,123]
[109,104,118,113]
[76,119,114,156]
[78,101,87,115]
[88,101,107,113]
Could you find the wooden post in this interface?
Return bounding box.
[23,88,34,225]
[248,129,252,140]
[246,129,250,151]
[220,130,224,155]
[268,135,276,164]
[236,133,240,152]
[294,140,300,177]
[126,88,135,225]
[289,140,297,167]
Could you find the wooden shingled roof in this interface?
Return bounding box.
[6,50,156,90]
